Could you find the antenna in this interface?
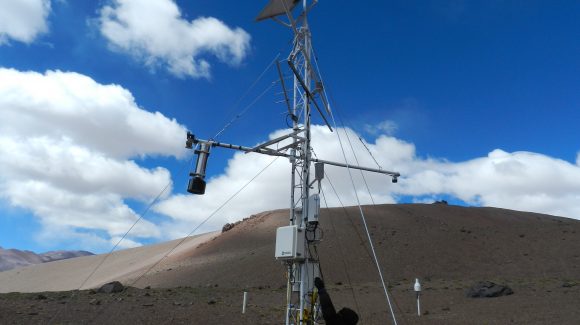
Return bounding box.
[256,0,300,21]
[185,2,400,323]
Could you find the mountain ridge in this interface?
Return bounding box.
[0,247,93,272]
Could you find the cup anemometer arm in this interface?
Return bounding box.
[185,132,400,195]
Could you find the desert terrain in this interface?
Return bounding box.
[1,203,579,324]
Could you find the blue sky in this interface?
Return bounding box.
[0,0,579,253]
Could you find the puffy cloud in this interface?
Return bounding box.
[4,64,576,252]
[364,120,398,136]
[155,151,290,237]
[36,224,118,253]
[109,236,143,249]
[156,125,580,233]
[153,127,406,237]
[0,68,187,251]
[97,0,251,78]
[0,69,186,159]
[0,0,51,45]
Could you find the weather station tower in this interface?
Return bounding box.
[185,1,400,324]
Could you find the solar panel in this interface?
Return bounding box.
[256,0,300,22]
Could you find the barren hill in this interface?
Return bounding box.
[135,204,580,289]
[1,204,579,324]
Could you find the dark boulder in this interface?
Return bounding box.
[98,281,125,294]
[35,294,48,300]
[222,223,235,233]
[467,281,513,298]
[562,281,577,288]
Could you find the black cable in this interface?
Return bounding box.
[327,77,410,325]
[211,53,281,140]
[88,156,281,324]
[47,151,195,325]
[312,52,409,324]
[318,186,363,323]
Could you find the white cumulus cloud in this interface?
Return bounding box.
[155,149,290,237]
[97,0,251,78]
[0,68,187,251]
[156,125,580,236]
[3,64,577,251]
[0,0,51,45]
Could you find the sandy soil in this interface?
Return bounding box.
[0,232,218,292]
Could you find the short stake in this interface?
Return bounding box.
[242,291,248,314]
[414,278,422,316]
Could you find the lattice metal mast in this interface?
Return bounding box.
[286,3,315,323]
[185,1,400,324]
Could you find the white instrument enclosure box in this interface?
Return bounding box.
[275,225,305,260]
[307,194,320,223]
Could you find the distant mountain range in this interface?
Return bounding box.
[0,247,93,272]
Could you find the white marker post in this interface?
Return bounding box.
[242,291,248,314]
[414,278,421,316]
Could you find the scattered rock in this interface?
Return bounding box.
[98,281,125,294]
[142,303,154,307]
[35,294,47,300]
[467,281,513,298]
[89,299,101,305]
[28,312,39,316]
[208,299,217,305]
[222,223,235,233]
[562,281,577,288]
[88,289,97,295]
[144,286,151,290]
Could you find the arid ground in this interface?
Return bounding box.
[1,204,579,324]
